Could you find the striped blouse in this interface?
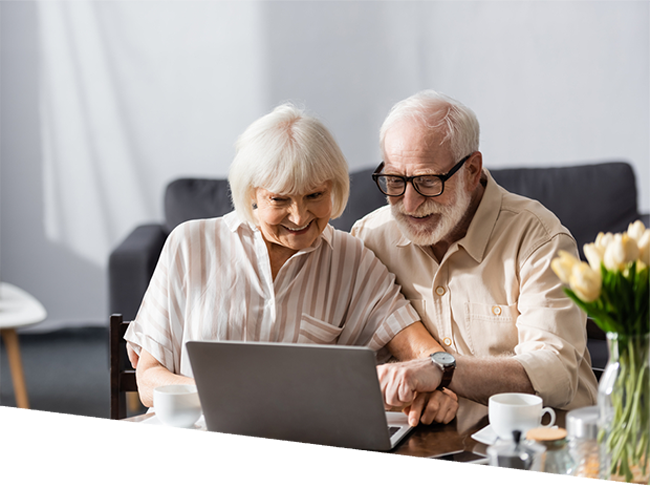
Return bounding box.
[124,211,419,377]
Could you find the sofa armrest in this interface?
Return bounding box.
[109,224,168,321]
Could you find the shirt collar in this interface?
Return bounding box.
[224,210,334,251]
[393,169,502,263]
[457,169,502,263]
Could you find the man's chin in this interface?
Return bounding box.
[394,216,442,246]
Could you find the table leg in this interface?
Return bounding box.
[1,328,30,409]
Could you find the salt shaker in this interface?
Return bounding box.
[526,427,576,475]
[566,406,600,479]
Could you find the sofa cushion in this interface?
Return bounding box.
[490,162,641,257]
[164,178,233,232]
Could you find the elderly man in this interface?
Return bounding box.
[351,90,598,421]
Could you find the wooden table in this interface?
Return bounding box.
[0,282,47,408]
[117,399,565,483]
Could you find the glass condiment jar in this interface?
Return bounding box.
[487,430,545,471]
[566,406,600,479]
[526,427,576,475]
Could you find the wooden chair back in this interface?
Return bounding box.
[109,313,138,420]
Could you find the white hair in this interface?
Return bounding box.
[379,90,480,161]
[228,103,350,225]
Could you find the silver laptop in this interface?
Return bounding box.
[186,341,413,451]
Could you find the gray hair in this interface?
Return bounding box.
[229,103,350,226]
[379,90,480,161]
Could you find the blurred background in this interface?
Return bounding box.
[0,1,648,416]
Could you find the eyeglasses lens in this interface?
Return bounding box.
[376,175,443,196]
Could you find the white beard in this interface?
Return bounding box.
[390,173,472,246]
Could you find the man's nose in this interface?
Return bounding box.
[401,183,426,213]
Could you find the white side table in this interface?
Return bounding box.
[0,282,47,408]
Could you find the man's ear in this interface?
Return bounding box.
[465,151,483,190]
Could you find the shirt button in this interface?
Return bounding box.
[492,305,502,316]
[435,286,446,296]
[442,337,452,347]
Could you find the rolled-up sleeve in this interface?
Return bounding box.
[123,226,185,374]
[513,234,587,408]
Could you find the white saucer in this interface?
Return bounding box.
[471,424,498,445]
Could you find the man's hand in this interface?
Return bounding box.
[377,357,443,409]
[403,389,458,426]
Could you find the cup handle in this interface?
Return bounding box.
[541,407,556,427]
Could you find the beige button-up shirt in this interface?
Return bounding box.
[125,211,419,377]
[352,170,598,409]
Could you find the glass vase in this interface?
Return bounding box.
[597,332,650,484]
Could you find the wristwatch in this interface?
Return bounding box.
[430,351,456,390]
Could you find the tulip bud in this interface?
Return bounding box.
[595,232,614,251]
[569,262,602,303]
[603,233,639,271]
[638,229,650,266]
[583,243,604,272]
[627,220,646,244]
[551,250,580,284]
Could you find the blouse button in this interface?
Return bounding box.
[492,305,502,316]
[435,286,446,296]
[442,337,452,347]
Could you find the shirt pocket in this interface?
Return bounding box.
[463,302,519,356]
[298,314,344,344]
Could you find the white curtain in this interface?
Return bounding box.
[38,1,266,266]
[37,1,649,269]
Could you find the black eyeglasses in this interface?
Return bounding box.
[372,154,472,197]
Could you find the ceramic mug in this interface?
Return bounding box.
[488,392,556,440]
[153,384,202,428]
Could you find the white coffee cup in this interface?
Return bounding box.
[153,384,202,428]
[488,392,556,440]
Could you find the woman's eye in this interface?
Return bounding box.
[307,192,323,199]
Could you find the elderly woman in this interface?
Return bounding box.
[125,103,457,426]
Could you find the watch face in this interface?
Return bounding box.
[433,352,455,366]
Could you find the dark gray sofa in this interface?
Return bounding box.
[109,161,648,322]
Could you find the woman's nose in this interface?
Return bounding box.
[287,202,309,224]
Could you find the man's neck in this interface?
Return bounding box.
[430,176,487,262]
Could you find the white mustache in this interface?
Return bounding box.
[394,200,446,218]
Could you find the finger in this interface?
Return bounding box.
[420,392,441,425]
[441,387,458,401]
[434,391,459,424]
[384,380,408,408]
[408,393,426,426]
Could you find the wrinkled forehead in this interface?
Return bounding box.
[383,119,454,172]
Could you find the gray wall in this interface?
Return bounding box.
[1,2,107,331]
[1,1,648,332]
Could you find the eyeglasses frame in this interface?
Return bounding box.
[371,153,473,198]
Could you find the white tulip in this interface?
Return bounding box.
[595,232,615,251]
[638,229,650,266]
[551,250,581,284]
[569,262,602,303]
[583,242,604,272]
[603,233,639,271]
[627,220,646,244]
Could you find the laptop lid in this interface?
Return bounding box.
[186,341,412,451]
